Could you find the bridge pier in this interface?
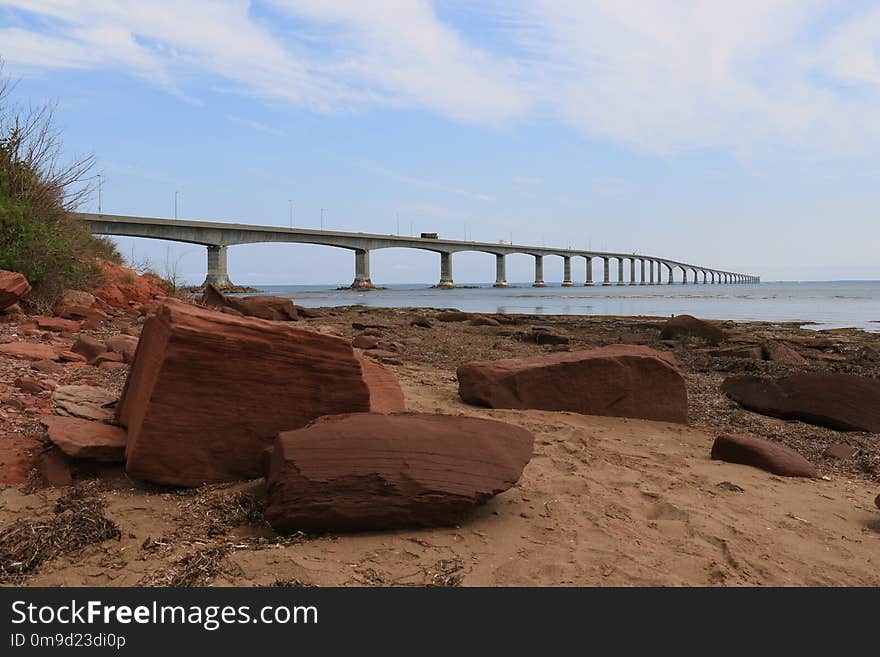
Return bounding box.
[203,245,233,289]
[649,260,656,285]
[667,264,674,285]
[640,258,646,285]
[436,252,455,288]
[585,257,594,285]
[533,255,546,287]
[350,249,374,290]
[602,257,612,286]
[561,256,573,286]
[493,254,508,287]
[617,257,626,285]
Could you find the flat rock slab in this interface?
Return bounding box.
[722,373,880,432]
[35,316,81,333]
[119,300,374,487]
[41,415,127,462]
[711,433,818,478]
[457,344,688,424]
[52,385,117,422]
[264,412,535,533]
[0,342,62,361]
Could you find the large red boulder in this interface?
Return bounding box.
[457,345,688,423]
[660,315,724,346]
[41,416,127,462]
[721,373,880,432]
[264,412,534,532]
[118,300,375,487]
[711,433,818,478]
[0,270,31,310]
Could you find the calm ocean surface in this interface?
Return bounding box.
[255,281,880,333]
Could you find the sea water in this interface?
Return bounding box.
[252,281,880,333]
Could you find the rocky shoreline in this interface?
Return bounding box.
[1,270,879,586]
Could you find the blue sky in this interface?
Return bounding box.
[2,1,880,285]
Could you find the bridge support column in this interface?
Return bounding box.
[203,245,232,289]
[602,257,611,285]
[702,270,707,284]
[667,264,674,285]
[562,256,573,286]
[585,257,594,285]
[350,249,374,290]
[629,258,637,285]
[649,260,656,285]
[493,254,508,287]
[533,255,546,287]
[617,258,626,285]
[435,252,455,288]
[682,268,688,284]
[640,259,646,285]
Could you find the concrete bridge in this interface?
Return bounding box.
[75,213,760,289]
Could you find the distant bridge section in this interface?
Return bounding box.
[75,213,760,289]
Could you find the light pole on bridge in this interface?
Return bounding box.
[288,200,294,228]
[320,208,326,231]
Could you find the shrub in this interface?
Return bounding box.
[0,61,120,309]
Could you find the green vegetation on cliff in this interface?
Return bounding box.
[0,65,120,309]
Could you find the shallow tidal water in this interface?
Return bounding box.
[253,280,880,333]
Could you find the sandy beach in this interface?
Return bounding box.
[2,303,878,587]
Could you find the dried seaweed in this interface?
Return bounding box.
[0,485,120,582]
[140,545,232,587]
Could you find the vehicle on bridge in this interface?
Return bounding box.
[420,232,439,239]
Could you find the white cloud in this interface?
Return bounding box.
[3,1,880,154]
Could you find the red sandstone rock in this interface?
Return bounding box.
[762,341,808,365]
[15,376,45,394]
[358,356,405,413]
[31,359,63,375]
[41,415,127,462]
[105,334,138,363]
[98,361,127,371]
[57,350,87,363]
[352,335,380,350]
[721,373,880,432]
[55,304,110,323]
[119,300,373,487]
[0,342,61,361]
[470,315,501,326]
[516,326,569,345]
[711,433,818,478]
[53,385,117,422]
[200,284,298,321]
[711,346,763,360]
[93,352,124,366]
[264,412,534,532]
[660,315,724,346]
[362,349,402,365]
[71,335,106,363]
[458,345,688,423]
[0,270,31,310]
[35,316,81,333]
